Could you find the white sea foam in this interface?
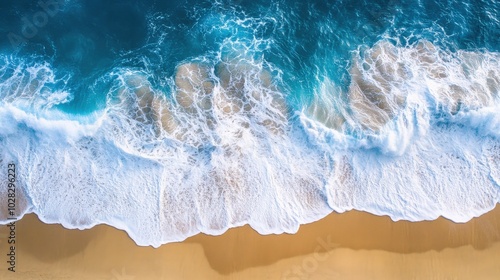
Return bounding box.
[305,39,500,221]
[0,40,499,246]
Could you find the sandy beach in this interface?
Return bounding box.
[0,205,499,280]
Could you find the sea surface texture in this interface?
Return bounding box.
[0,0,499,246]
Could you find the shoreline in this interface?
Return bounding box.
[0,205,499,279]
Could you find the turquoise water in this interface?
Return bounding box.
[3,0,497,111]
[1,0,499,246]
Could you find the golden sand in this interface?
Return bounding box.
[1,205,500,279]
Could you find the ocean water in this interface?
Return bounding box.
[0,0,499,246]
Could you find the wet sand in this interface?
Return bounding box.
[1,205,499,279]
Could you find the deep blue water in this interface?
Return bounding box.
[1,0,498,112]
